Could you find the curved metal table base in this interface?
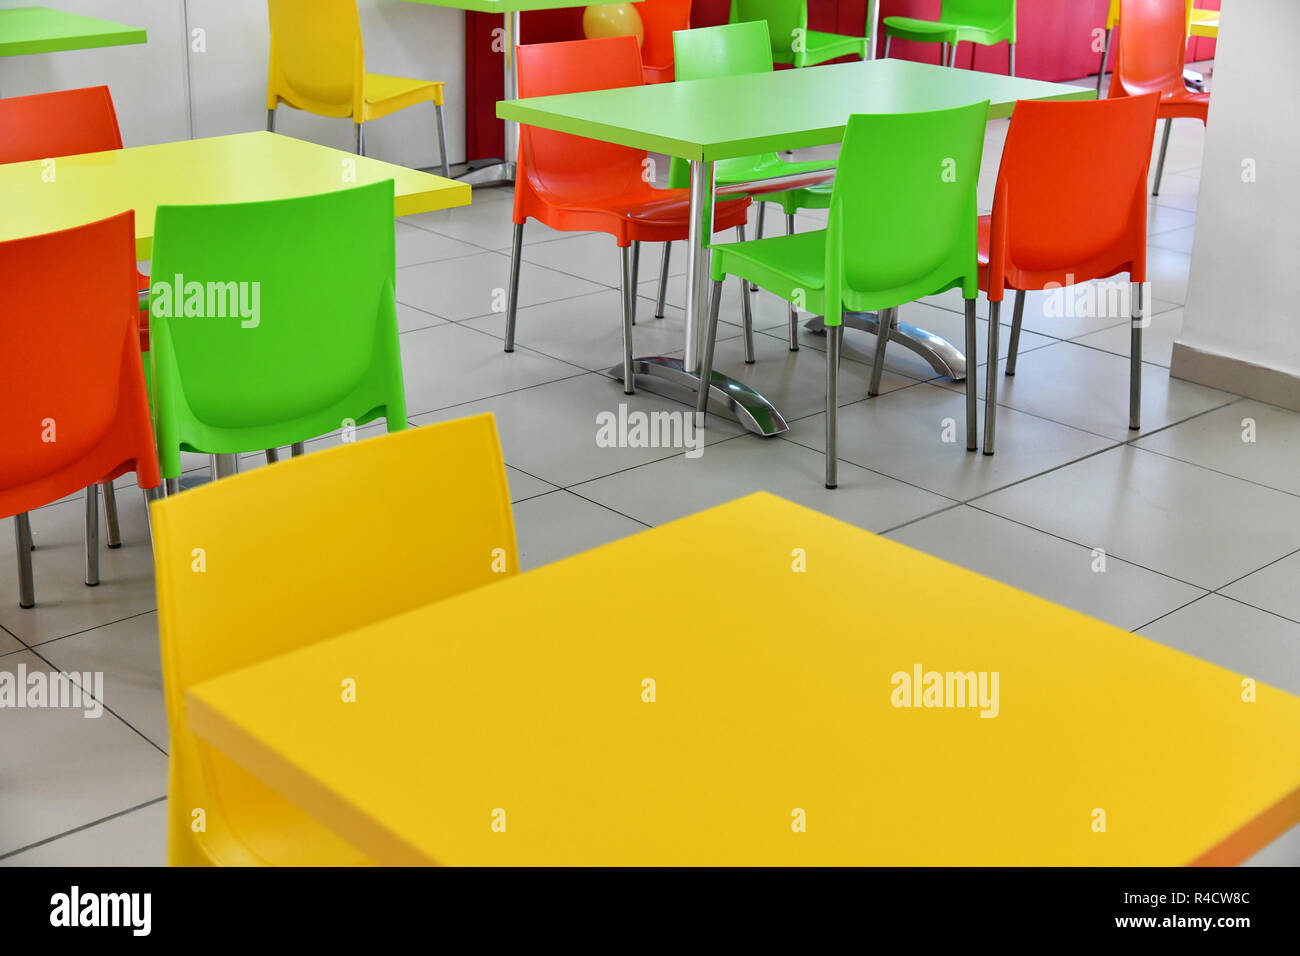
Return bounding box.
[802,311,967,382]
[455,160,516,187]
[607,357,789,437]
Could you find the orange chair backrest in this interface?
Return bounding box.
[640,0,693,76]
[0,212,159,514]
[986,94,1160,295]
[1110,0,1188,100]
[0,86,122,164]
[515,36,648,204]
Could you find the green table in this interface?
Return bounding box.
[399,0,640,185]
[500,58,1094,435]
[0,6,145,58]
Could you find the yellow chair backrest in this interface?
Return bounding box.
[152,413,519,864]
[267,0,366,119]
[1112,0,1198,35]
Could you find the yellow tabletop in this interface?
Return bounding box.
[188,493,1300,866]
[0,130,469,258]
[1190,9,1219,39]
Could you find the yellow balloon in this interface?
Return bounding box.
[582,4,644,48]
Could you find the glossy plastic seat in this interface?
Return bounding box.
[662,21,837,353]
[702,102,989,487]
[151,413,518,865]
[730,0,869,68]
[148,180,407,486]
[884,0,1016,73]
[640,0,693,83]
[1108,0,1209,196]
[0,86,151,346]
[979,93,1160,454]
[266,0,449,176]
[0,212,160,608]
[502,35,751,393]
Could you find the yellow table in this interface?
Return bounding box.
[0,130,469,258]
[187,493,1300,865]
[1190,9,1219,39]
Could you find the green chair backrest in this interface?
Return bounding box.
[667,22,776,189]
[676,19,774,80]
[824,102,989,321]
[729,0,807,63]
[940,0,1016,31]
[148,179,406,478]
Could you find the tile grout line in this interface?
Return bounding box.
[0,796,167,863]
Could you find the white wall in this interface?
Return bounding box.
[1175,0,1300,395]
[0,0,466,168]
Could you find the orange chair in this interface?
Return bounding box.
[0,86,151,350]
[0,212,161,608]
[979,93,1161,454]
[640,0,694,83]
[501,36,751,395]
[1108,0,1209,196]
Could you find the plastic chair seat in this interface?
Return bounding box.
[882,15,1005,47]
[533,188,752,246]
[787,30,869,66]
[1156,88,1209,121]
[362,72,445,121]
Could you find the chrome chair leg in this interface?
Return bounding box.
[630,241,641,326]
[85,485,100,587]
[434,103,450,179]
[213,454,239,478]
[884,35,892,59]
[164,477,181,496]
[942,43,950,67]
[290,443,305,457]
[737,225,755,364]
[142,486,161,548]
[267,108,276,133]
[1152,118,1172,196]
[355,121,364,156]
[1008,41,1015,76]
[265,447,280,464]
[503,222,524,352]
[983,300,1002,455]
[696,279,726,421]
[964,298,978,451]
[783,212,799,350]
[1130,280,1143,431]
[620,245,635,395]
[869,307,892,396]
[15,514,35,608]
[825,324,842,489]
[1005,289,1026,376]
[655,242,671,318]
[750,204,764,291]
[1096,28,1112,96]
[102,482,121,549]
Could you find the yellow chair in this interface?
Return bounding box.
[151,414,518,865]
[266,0,450,177]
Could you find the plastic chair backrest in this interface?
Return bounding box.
[266,0,364,118]
[674,19,774,80]
[988,94,1159,291]
[148,180,404,477]
[1110,0,1188,99]
[730,0,807,61]
[515,36,647,203]
[640,0,694,74]
[1108,0,1121,29]
[938,0,1015,29]
[824,102,988,320]
[0,86,122,164]
[151,414,518,864]
[0,212,158,514]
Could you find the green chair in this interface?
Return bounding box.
[699,102,989,488]
[148,179,407,491]
[659,20,838,355]
[729,0,871,69]
[884,0,1016,74]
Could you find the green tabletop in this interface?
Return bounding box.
[0,6,146,57]
[399,0,636,13]
[499,58,1095,162]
